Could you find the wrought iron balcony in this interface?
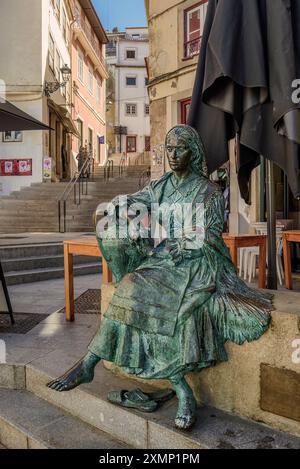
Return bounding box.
[184,37,201,59]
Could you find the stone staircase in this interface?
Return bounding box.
[0,165,150,234]
[1,361,299,449]
[0,242,101,285]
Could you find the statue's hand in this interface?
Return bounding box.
[169,241,184,266]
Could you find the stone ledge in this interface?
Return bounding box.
[0,389,129,450]
[0,364,25,390]
[101,285,300,438]
[23,362,300,449]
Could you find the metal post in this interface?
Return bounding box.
[283,174,289,219]
[58,200,61,233]
[0,260,14,325]
[266,159,277,290]
[63,200,67,233]
[260,156,266,222]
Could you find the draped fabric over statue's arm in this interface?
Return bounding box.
[97,183,154,283]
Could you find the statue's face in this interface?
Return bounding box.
[166,132,192,173]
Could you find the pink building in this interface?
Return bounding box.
[71,0,108,169]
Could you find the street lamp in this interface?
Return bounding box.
[44,64,72,97]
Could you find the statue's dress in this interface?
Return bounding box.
[89,172,272,380]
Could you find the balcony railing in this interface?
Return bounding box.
[74,16,106,69]
[184,37,201,59]
[124,34,149,41]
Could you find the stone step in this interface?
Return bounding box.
[0,228,58,235]
[0,216,58,223]
[4,262,101,285]
[24,362,300,450]
[0,389,129,449]
[1,254,100,273]
[0,243,65,259]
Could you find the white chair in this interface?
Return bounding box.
[247,223,284,285]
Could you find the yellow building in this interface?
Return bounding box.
[144,0,298,233]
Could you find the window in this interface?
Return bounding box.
[75,4,81,22]
[145,136,151,152]
[126,76,137,86]
[127,136,136,153]
[77,119,83,149]
[184,1,208,58]
[106,40,117,57]
[78,49,84,82]
[88,65,94,95]
[55,50,61,81]
[181,98,192,124]
[62,9,67,43]
[96,135,101,162]
[126,49,136,59]
[49,34,55,72]
[96,79,101,104]
[145,104,150,115]
[2,131,23,143]
[88,128,93,152]
[126,103,137,116]
[55,0,60,21]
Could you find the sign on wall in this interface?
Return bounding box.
[0,159,32,176]
[43,157,52,180]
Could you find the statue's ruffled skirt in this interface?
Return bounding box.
[88,260,272,380]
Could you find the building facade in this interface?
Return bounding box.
[106,27,150,160]
[71,0,108,169]
[0,0,75,195]
[0,0,108,197]
[145,0,263,233]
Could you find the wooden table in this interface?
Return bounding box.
[223,234,267,289]
[282,230,300,290]
[64,238,112,322]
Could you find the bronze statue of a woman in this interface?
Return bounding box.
[48,125,272,431]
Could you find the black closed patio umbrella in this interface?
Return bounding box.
[188,0,300,290]
[0,99,51,132]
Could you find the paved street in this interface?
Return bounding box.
[7,273,102,316]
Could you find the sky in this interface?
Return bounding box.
[93,0,147,32]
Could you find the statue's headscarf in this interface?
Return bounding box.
[165,125,208,178]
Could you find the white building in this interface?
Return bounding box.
[106,27,150,157]
[0,0,74,196]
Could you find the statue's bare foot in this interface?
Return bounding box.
[47,356,97,392]
[175,394,197,431]
[171,376,197,431]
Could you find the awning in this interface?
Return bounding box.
[48,99,80,138]
[0,99,52,132]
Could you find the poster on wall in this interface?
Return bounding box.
[2,160,13,175]
[0,159,32,176]
[43,157,52,180]
[18,159,32,175]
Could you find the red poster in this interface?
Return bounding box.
[0,159,32,176]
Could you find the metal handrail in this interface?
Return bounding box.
[119,154,127,177]
[139,167,151,190]
[104,159,114,183]
[58,155,94,233]
[134,152,145,166]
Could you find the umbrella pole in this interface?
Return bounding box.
[266,159,277,290]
